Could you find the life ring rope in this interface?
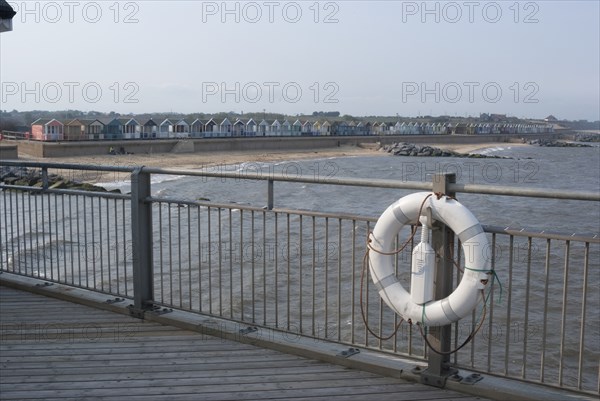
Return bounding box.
[361,234,493,354]
[418,290,487,356]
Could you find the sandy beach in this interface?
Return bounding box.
[17,141,531,184]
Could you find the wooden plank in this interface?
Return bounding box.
[0,285,489,401]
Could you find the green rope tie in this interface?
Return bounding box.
[465,266,503,304]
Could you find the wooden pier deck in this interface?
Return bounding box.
[0,285,488,401]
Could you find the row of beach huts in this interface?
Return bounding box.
[26,116,554,141]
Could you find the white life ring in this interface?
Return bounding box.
[368,192,491,327]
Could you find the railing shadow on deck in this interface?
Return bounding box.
[1,160,599,398]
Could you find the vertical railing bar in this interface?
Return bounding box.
[379,291,384,349]
[352,219,362,344]
[2,191,8,271]
[12,191,17,274]
[393,232,399,353]
[49,193,55,280]
[112,198,118,295]
[228,209,233,318]
[504,235,514,375]
[178,205,183,309]
[1,191,6,270]
[326,217,330,340]
[218,207,223,316]
[54,194,60,280]
[522,236,533,379]
[577,242,590,390]
[337,218,342,343]
[98,197,103,291]
[208,206,213,315]
[90,195,96,289]
[4,189,9,272]
[6,190,14,272]
[24,191,29,275]
[487,233,497,372]
[68,195,74,285]
[299,215,304,333]
[106,198,111,294]
[122,199,127,297]
[365,221,370,348]
[27,191,33,275]
[262,210,267,326]
[8,191,15,273]
[274,212,279,328]
[312,216,316,337]
[240,210,244,321]
[287,213,291,331]
[67,195,75,286]
[540,238,551,383]
[12,191,18,274]
[408,227,416,355]
[12,190,20,274]
[28,191,35,277]
[24,191,30,275]
[19,191,26,275]
[379,229,386,349]
[83,196,88,288]
[251,210,255,322]
[18,190,23,274]
[558,240,570,387]
[41,193,47,279]
[158,203,164,303]
[188,207,192,310]
[197,205,202,312]
[10,190,14,272]
[13,190,20,274]
[458,239,466,367]
[61,195,66,282]
[21,191,27,275]
[75,195,81,287]
[168,203,173,306]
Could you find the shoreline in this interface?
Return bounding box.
[16,141,531,184]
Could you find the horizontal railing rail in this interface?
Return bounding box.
[1,160,599,201]
[1,160,598,397]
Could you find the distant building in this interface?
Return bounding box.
[31,119,64,141]
[545,115,558,122]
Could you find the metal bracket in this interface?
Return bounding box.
[127,303,171,318]
[127,304,146,319]
[461,373,484,385]
[411,365,425,375]
[420,366,459,388]
[239,326,258,335]
[148,306,173,315]
[105,297,125,304]
[336,347,360,358]
[35,282,53,287]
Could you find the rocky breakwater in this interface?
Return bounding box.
[0,166,118,193]
[573,134,600,143]
[529,139,592,148]
[380,143,507,158]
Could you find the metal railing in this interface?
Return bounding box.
[0,160,598,397]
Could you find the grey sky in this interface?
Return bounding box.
[1,0,598,120]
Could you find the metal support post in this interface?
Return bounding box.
[267,179,274,210]
[420,173,457,387]
[130,167,154,317]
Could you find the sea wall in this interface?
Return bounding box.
[10,133,561,158]
[0,145,18,160]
